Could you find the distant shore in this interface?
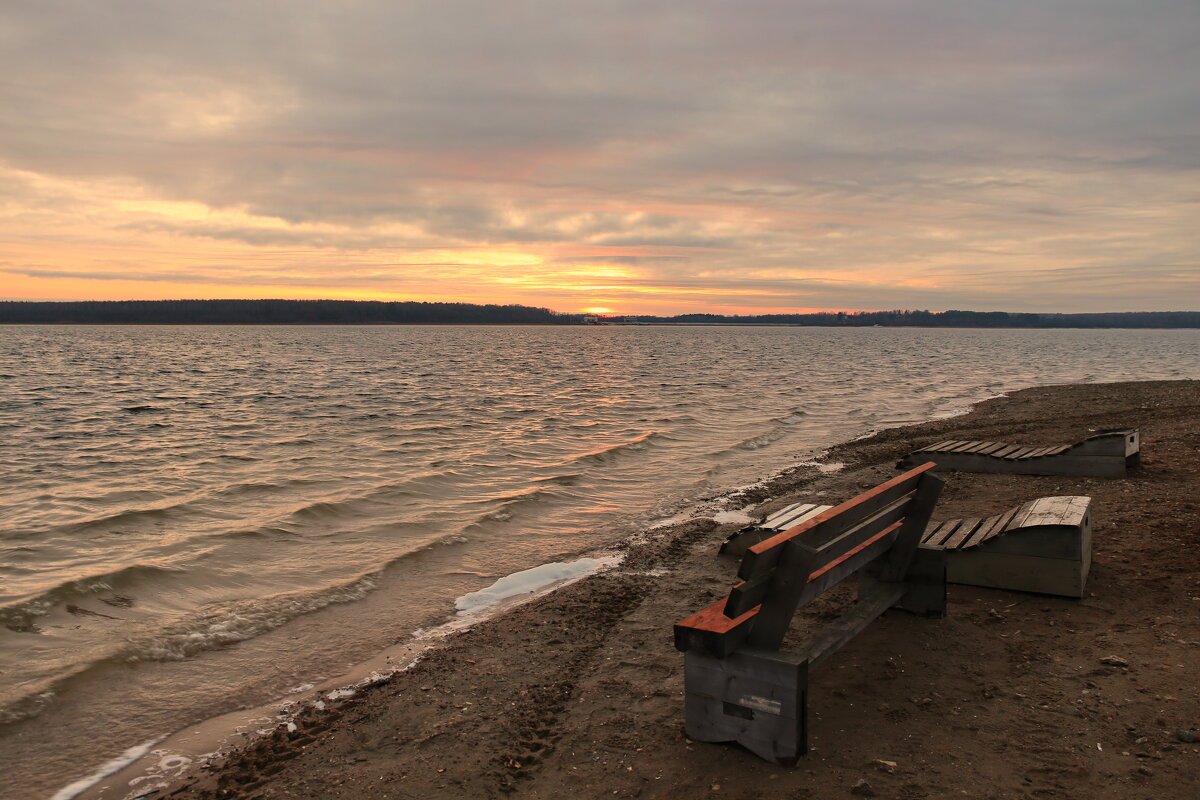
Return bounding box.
[3,299,1198,327]
[70,379,1198,800]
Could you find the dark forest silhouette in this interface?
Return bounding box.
[0,300,1197,327]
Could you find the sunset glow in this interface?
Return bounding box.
[2,2,1197,313]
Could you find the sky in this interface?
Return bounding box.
[1,1,1197,315]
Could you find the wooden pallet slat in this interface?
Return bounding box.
[921,520,956,547]
[943,517,983,549]
[764,503,829,530]
[972,506,1021,546]
[925,519,963,548]
[898,429,1138,478]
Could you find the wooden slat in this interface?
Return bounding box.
[789,524,903,612]
[738,463,937,582]
[947,441,981,453]
[762,503,830,531]
[730,494,909,617]
[956,514,1001,550]
[1020,495,1091,528]
[972,506,1021,546]
[1024,446,1055,458]
[991,444,1022,458]
[748,529,902,650]
[978,442,1007,455]
[1007,446,1041,459]
[960,442,994,453]
[1005,499,1040,531]
[762,503,819,529]
[809,520,902,582]
[921,520,955,547]
[924,440,958,452]
[925,519,962,548]
[943,517,983,550]
[959,508,1013,549]
[798,583,907,669]
[804,496,911,563]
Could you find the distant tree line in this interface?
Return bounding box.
[0,301,1196,327]
[0,299,572,325]
[639,309,1200,328]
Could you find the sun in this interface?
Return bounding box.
[582,306,615,314]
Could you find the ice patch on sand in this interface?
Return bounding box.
[797,460,844,473]
[712,508,755,525]
[455,555,619,614]
[647,514,690,529]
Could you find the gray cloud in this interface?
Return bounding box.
[1,0,1197,310]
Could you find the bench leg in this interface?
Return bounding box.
[682,649,809,765]
[860,545,947,618]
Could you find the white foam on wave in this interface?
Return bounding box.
[454,555,619,614]
[49,736,163,800]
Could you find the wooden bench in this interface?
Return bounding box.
[923,495,1093,597]
[726,495,1094,598]
[898,429,1139,478]
[673,463,947,764]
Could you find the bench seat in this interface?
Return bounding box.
[922,495,1092,597]
[730,495,1094,598]
[898,429,1139,478]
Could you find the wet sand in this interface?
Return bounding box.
[110,381,1200,799]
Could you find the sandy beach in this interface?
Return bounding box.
[114,380,1199,800]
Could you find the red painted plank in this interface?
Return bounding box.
[807,521,902,581]
[676,597,759,634]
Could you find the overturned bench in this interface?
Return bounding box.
[897,429,1139,478]
[674,463,946,764]
[923,496,1092,597]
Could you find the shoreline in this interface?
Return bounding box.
[81,380,1200,799]
[66,555,625,800]
[5,350,1009,800]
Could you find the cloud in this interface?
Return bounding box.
[0,0,1197,311]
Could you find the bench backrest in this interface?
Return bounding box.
[675,462,943,657]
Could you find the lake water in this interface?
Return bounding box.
[2,324,1199,798]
